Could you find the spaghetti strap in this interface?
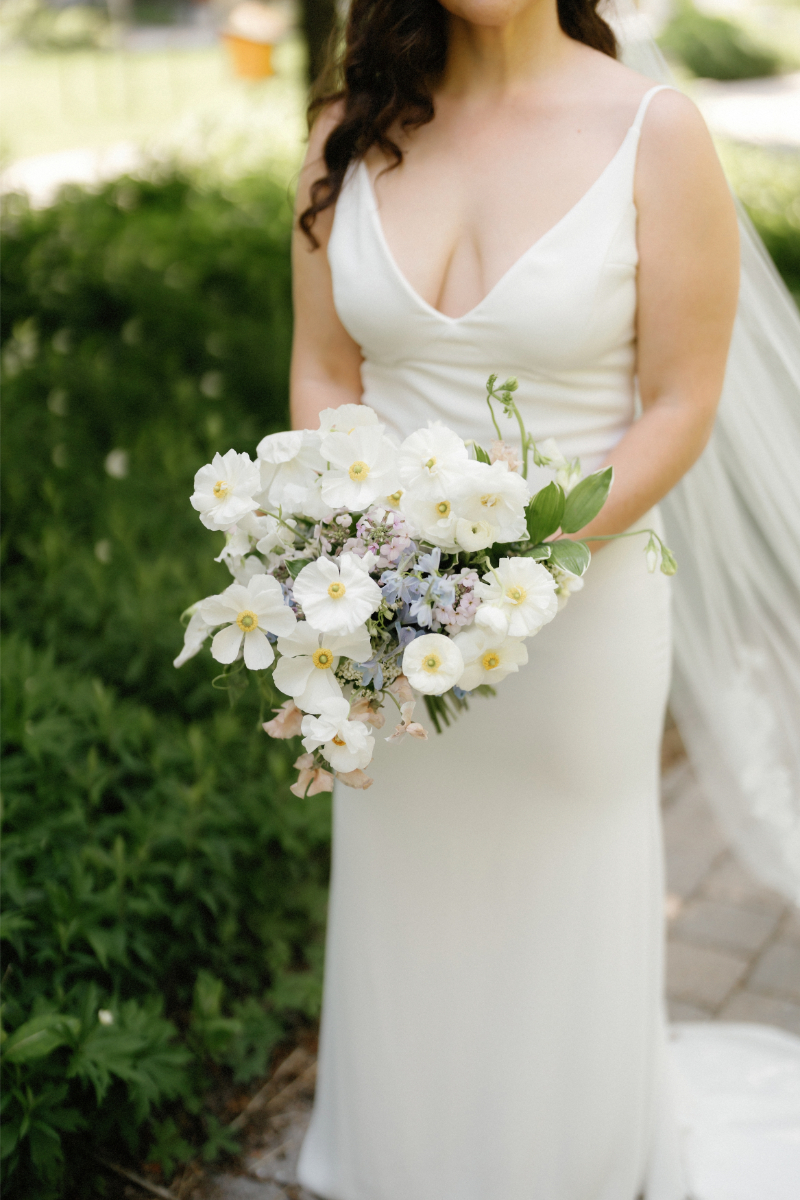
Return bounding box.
[631,84,674,133]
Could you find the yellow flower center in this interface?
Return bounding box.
[332,735,346,746]
[213,480,229,499]
[422,654,441,673]
[435,500,451,518]
[349,460,370,482]
[387,490,403,505]
[327,581,346,600]
[312,648,334,670]
[506,585,526,605]
[480,493,499,509]
[424,456,437,469]
[481,650,501,671]
[236,609,258,633]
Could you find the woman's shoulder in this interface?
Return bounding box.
[572,43,704,139]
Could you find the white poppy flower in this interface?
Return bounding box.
[319,425,400,510]
[397,422,469,499]
[452,626,529,691]
[454,518,495,552]
[457,460,529,543]
[200,575,296,670]
[318,404,380,433]
[273,622,372,713]
[174,606,213,668]
[474,557,558,638]
[400,492,460,550]
[403,633,464,696]
[301,696,375,772]
[257,429,324,513]
[190,450,261,531]
[292,553,382,635]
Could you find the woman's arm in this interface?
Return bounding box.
[578,89,739,545]
[290,108,365,431]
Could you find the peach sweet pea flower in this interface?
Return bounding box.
[489,440,521,473]
[290,752,334,798]
[387,673,415,704]
[386,702,428,744]
[335,768,374,790]
[263,699,304,739]
[349,698,386,729]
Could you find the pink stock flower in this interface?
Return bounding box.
[290,752,334,798]
[490,440,521,472]
[263,700,304,739]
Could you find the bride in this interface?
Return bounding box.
[288,1,741,1197]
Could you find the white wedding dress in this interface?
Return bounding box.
[296,86,800,1200]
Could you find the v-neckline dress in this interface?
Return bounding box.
[297,85,689,1200]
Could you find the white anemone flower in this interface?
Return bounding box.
[319,425,400,509]
[199,575,296,670]
[454,518,495,552]
[474,557,559,638]
[190,450,261,531]
[292,553,382,635]
[397,422,469,499]
[254,514,298,558]
[174,606,213,668]
[457,460,529,542]
[400,492,460,550]
[301,697,375,772]
[402,633,464,696]
[257,429,324,513]
[452,626,529,691]
[318,404,380,433]
[273,622,372,713]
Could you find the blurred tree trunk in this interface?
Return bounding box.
[300,0,339,86]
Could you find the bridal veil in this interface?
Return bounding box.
[606,0,800,907]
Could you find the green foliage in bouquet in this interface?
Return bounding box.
[1,173,328,1196]
[659,1,781,81]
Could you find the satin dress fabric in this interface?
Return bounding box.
[297,86,688,1200]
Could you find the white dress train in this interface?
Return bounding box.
[296,86,800,1199]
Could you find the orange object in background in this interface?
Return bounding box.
[222,33,274,79]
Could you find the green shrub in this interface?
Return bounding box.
[721,142,800,305]
[659,2,780,80]
[1,173,330,1197]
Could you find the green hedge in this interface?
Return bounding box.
[659,2,781,81]
[1,173,330,1198]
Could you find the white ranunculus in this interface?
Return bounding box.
[301,696,375,772]
[190,449,261,531]
[452,626,529,691]
[403,633,464,696]
[257,429,324,513]
[400,491,460,550]
[454,518,495,552]
[292,553,382,635]
[397,422,469,499]
[273,622,372,713]
[319,425,400,510]
[457,459,529,543]
[474,557,559,638]
[174,606,213,668]
[318,404,380,433]
[200,575,296,670]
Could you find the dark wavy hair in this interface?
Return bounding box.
[299,0,617,247]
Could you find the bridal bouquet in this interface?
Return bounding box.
[175,376,675,795]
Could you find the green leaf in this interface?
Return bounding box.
[561,467,613,534]
[548,539,591,577]
[285,558,311,579]
[521,544,552,561]
[473,444,491,464]
[525,482,565,544]
[2,1014,80,1063]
